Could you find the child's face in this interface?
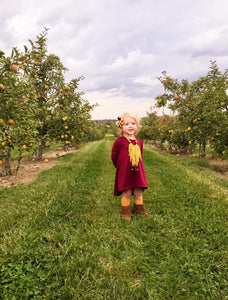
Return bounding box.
[122,117,138,136]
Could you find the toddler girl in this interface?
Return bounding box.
[111,113,149,220]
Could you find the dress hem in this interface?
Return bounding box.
[114,186,148,196]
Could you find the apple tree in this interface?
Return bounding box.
[156,61,228,156]
[137,111,160,144]
[50,77,96,149]
[0,48,38,175]
[20,28,68,160]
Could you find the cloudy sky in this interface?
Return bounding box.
[1,0,228,120]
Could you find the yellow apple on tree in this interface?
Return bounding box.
[8,119,15,125]
[10,64,18,72]
[0,119,5,126]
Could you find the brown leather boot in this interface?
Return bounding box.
[133,203,149,216]
[121,205,132,220]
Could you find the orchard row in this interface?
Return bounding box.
[0,29,105,176]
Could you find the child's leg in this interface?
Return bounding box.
[133,187,143,205]
[133,187,149,216]
[120,189,132,220]
[122,189,132,206]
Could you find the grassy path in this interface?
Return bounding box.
[0,136,227,299]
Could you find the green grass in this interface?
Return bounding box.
[0,136,227,299]
[10,142,64,161]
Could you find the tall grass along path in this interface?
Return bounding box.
[0,136,227,299]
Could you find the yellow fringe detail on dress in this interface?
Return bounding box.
[129,142,142,169]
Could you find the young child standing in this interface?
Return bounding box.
[111,113,149,220]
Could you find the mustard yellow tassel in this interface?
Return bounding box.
[128,142,142,169]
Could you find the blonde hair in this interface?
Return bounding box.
[119,113,141,129]
[119,113,141,134]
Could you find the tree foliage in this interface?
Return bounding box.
[150,61,228,157]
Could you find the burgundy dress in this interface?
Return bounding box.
[111,136,148,196]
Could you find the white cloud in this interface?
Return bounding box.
[133,76,158,87]
[108,50,156,73]
[6,14,39,45]
[85,89,155,120]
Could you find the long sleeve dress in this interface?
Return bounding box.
[111,136,148,196]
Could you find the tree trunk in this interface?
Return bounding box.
[201,141,206,157]
[36,139,46,161]
[5,147,12,175]
[199,140,206,157]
